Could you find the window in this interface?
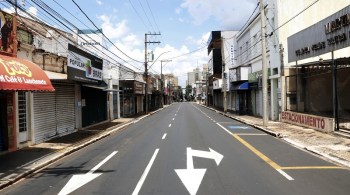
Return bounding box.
[17,29,33,45]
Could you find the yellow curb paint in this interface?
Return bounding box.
[281,166,344,170]
[232,134,281,170]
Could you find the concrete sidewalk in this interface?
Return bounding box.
[0,112,152,190]
[201,104,350,168]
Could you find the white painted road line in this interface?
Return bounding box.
[169,124,172,127]
[58,151,118,195]
[172,118,175,121]
[132,149,160,195]
[162,133,167,139]
[277,169,294,181]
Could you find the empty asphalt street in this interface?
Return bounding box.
[2,102,350,195]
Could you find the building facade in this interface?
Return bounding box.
[281,1,350,133]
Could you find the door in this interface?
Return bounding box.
[18,91,28,143]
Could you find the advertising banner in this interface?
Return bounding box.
[0,10,16,56]
[67,43,103,84]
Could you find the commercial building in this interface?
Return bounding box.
[283,1,350,134]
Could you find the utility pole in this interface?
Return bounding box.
[144,33,161,113]
[160,59,172,108]
[260,0,268,127]
[221,36,227,112]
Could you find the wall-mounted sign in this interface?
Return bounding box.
[281,111,333,132]
[134,81,144,95]
[67,44,103,84]
[288,5,350,62]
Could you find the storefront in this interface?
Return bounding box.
[67,44,106,128]
[0,54,54,150]
[32,81,76,143]
[119,80,144,117]
[230,82,250,115]
[134,81,145,114]
[287,5,350,132]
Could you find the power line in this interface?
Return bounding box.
[127,0,150,31]
[145,0,160,33]
[71,0,144,64]
[28,0,144,71]
[144,0,164,47]
[136,0,156,33]
[4,1,139,75]
[166,45,207,60]
[238,2,260,33]
[273,0,320,32]
[234,0,321,63]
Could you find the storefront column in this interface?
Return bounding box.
[28,92,34,145]
[281,75,286,112]
[75,84,82,129]
[7,92,16,151]
[270,78,279,120]
[116,91,120,119]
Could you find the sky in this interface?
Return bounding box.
[0,0,258,87]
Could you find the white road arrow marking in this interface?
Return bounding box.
[175,147,223,195]
[58,151,118,195]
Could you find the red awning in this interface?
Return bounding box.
[0,55,54,91]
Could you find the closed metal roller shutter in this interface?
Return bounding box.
[33,82,75,144]
[55,83,75,134]
[33,91,56,144]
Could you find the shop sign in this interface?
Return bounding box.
[0,55,54,91]
[67,44,103,84]
[288,5,350,62]
[248,69,270,83]
[134,82,144,94]
[281,111,334,132]
[213,79,222,90]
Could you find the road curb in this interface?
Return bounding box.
[0,108,164,190]
[199,104,350,169]
[283,138,350,168]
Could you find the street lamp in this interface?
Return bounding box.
[148,51,171,70]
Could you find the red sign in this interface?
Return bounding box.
[0,55,54,91]
[281,111,333,132]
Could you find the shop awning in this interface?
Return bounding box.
[236,82,249,90]
[0,55,54,91]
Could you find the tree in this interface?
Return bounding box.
[185,85,193,100]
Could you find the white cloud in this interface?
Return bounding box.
[98,15,129,39]
[96,0,103,5]
[180,0,257,29]
[27,6,38,16]
[122,34,142,47]
[96,12,211,87]
[145,34,209,87]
